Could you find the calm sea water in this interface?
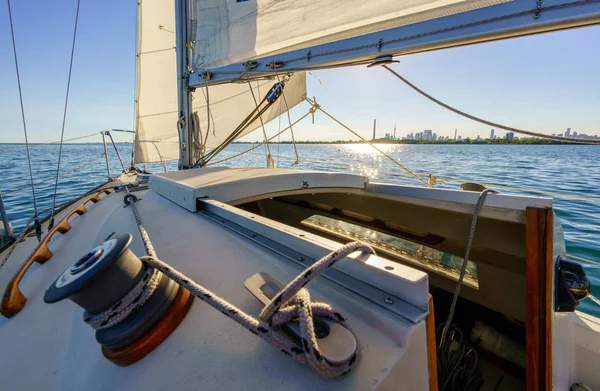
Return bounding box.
[1,142,598,316]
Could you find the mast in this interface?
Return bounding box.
[175,0,194,169]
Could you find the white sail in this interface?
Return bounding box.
[134,0,307,164]
[190,0,509,70]
[191,74,306,154]
[134,0,179,163]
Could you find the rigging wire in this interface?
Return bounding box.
[49,0,82,231]
[7,0,42,241]
[1,153,106,196]
[205,111,312,167]
[195,80,287,167]
[247,79,274,167]
[381,64,600,144]
[277,100,282,165]
[0,132,99,152]
[304,96,429,186]
[567,254,600,266]
[276,73,300,165]
[233,150,600,204]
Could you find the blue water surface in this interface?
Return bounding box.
[1,142,598,316]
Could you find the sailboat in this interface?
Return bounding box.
[1,0,599,389]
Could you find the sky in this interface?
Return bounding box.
[1,0,599,144]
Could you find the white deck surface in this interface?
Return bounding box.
[0,187,428,390]
[150,167,370,211]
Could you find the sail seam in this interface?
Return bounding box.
[282,0,597,65]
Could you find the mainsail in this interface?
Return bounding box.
[190,0,511,71]
[134,0,306,164]
[189,0,600,86]
[136,0,599,162]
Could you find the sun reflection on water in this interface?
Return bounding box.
[342,143,407,180]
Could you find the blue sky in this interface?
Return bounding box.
[1,0,599,143]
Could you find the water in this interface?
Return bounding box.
[1,142,598,316]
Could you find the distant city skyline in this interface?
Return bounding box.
[371,126,598,142]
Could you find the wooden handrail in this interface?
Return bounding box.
[0,189,113,318]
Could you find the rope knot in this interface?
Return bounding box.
[257,242,374,374]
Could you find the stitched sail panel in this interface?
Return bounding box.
[133,0,307,164]
[190,0,511,71]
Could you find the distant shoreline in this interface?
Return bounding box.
[1,139,597,146]
[235,139,595,145]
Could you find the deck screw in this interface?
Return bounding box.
[384,297,394,304]
[297,257,305,262]
[250,234,257,238]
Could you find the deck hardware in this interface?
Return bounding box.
[44,233,193,365]
[301,180,309,188]
[266,81,284,103]
[384,297,394,304]
[534,0,543,18]
[200,205,428,323]
[243,60,258,70]
[297,257,305,262]
[367,55,399,68]
[266,60,284,69]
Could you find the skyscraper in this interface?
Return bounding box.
[505,132,515,141]
[393,123,396,139]
[454,129,457,140]
[490,129,495,139]
[565,128,571,137]
[372,119,376,140]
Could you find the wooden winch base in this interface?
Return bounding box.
[102,286,194,366]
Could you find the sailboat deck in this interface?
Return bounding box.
[0,183,429,390]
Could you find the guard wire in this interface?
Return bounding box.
[7,0,41,241]
[49,0,82,231]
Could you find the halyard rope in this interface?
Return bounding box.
[93,194,371,376]
[439,189,496,347]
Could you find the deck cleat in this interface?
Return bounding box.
[245,272,358,366]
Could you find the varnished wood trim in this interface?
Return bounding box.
[103,286,194,366]
[0,189,113,318]
[426,295,439,391]
[525,207,553,390]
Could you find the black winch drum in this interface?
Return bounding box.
[44,233,178,349]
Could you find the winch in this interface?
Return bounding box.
[44,233,194,366]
